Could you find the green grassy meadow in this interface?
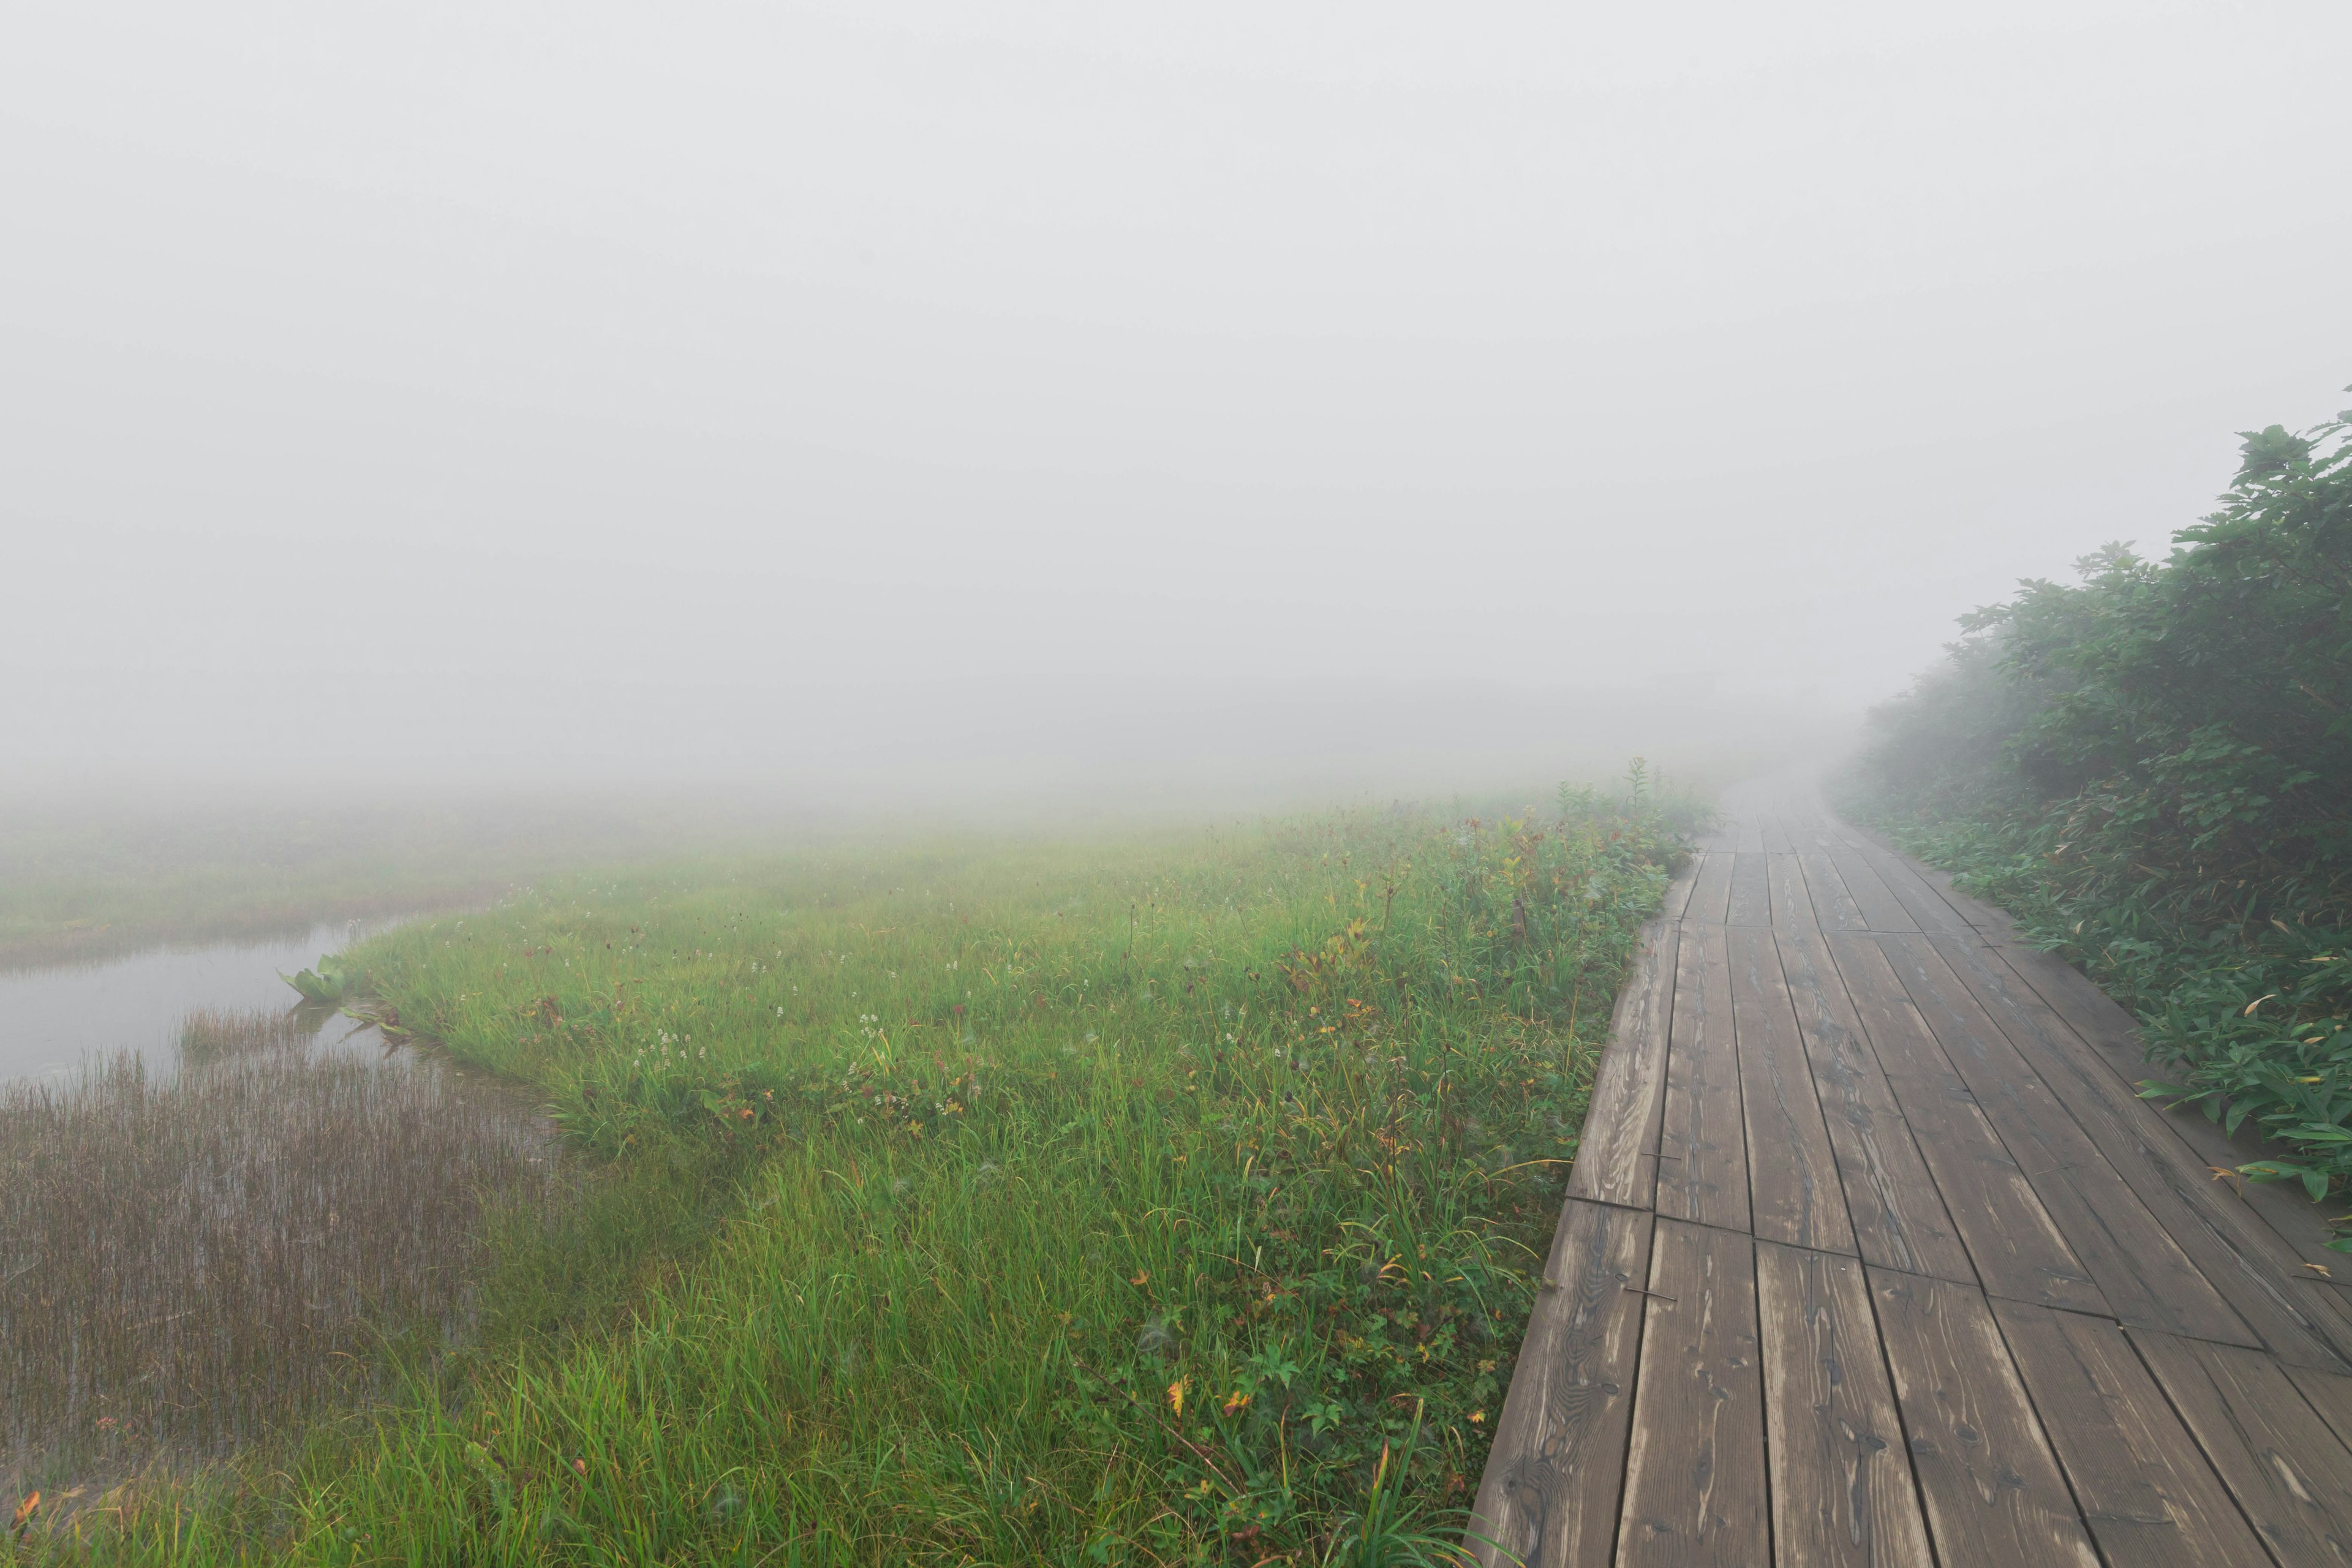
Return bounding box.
[32,781,1692,1566]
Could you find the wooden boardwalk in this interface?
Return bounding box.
[1470,780,2352,1567]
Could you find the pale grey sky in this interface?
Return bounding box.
[4,2,2346,798]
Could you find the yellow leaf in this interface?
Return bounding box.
[1130,1270,1149,1287]
[1221,1390,1251,1417]
[1168,1377,1188,1416]
[2245,993,2278,1016]
[2308,1263,2335,1278]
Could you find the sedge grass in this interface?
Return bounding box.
[0,1012,565,1504]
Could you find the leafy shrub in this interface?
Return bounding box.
[1844,394,2352,1206]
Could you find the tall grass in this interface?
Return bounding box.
[33,782,1694,1564]
[0,1012,564,1504]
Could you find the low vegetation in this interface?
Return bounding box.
[1843,394,2352,1207]
[28,777,1695,1564]
[1,1011,563,1502]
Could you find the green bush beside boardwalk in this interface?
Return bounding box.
[1844,396,2352,1211]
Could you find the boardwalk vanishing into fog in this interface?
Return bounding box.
[1471,782,2352,1567]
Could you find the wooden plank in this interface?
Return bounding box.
[1569,919,1680,1210]
[1755,1243,1932,1566]
[1757,814,1796,854]
[1846,844,1977,935]
[1735,815,1766,854]
[1724,853,1772,928]
[1823,847,1920,933]
[2285,1364,2352,1455]
[1992,1301,2274,1568]
[1727,925,1856,1254]
[1797,853,1866,932]
[1766,852,1814,933]
[1866,1270,2098,1568]
[1616,1219,1768,1566]
[1828,933,2105,1312]
[1685,851,1735,926]
[1933,933,2352,1370]
[1778,926,1975,1282]
[2131,1329,2352,1564]
[1657,924,1750,1232]
[1469,1200,1656,1568]
[1874,933,2258,1347]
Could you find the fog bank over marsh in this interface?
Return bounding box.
[4,2,2350,802]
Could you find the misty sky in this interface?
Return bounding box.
[5,2,2348,797]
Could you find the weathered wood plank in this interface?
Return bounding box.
[1873,933,2256,1346]
[1932,933,2352,1370]
[1823,848,1920,933]
[1468,1200,1656,1567]
[2131,1329,2352,1564]
[1724,853,1772,929]
[1827,933,2103,1311]
[1993,1301,2274,1568]
[1658,924,1751,1232]
[1845,844,1977,935]
[1766,851,1814,933]
[1685,851,1735,927]
[1866,1270,2097,1568]
[1727,926,1855,1254]
[1796,853,1866,932]
[1616,1219,1768,1566]
[2285,1363,2352,1455]
[1567,918,1680,1210]
[1778,925,1974,1282]
[1755,1243,1932,1566]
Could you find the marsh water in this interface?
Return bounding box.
[0,919,404,1084]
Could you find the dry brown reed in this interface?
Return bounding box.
[0,1009,560,1491]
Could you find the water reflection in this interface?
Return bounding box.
[0,919,399,1084]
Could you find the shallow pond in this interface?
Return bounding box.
[0,919,402,1084]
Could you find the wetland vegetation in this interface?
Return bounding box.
[1,1011,565,1506]
[9,775,1697,1564]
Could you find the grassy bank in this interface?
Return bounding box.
[1842,398,2352,1208]
[36,779,1693,1564]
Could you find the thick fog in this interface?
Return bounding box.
[5,2,2348,809]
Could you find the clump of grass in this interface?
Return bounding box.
[0,1011,562,1498]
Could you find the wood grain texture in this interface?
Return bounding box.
[1727,926,1855,1254]
[1617,1219,1768,1566]
[1932,932,2352,1370]
[1754,1244,1932,1566]
[1992,1300,2272,1568]
[1686,851,1736,926]
[1828,933,2103,1312]
[2286,1364,2352,1455]
[1567,919,1680,1210]
[1766,853,1812,933]
[1659,924,1751,1231]
[1875,933,2256,1346]
[1777,925,1973,1282]
[1468,1200,1655,1567]
[1725,854,1773,929]
[1796,853,1866,932]
[1866,1270,2097,1568]
[1821,849,1918,934]
[2131,1329,2352,1564]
